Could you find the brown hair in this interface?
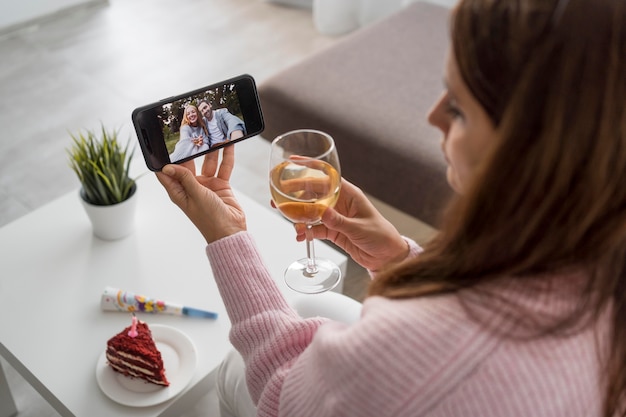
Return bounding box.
[369,0,626,414]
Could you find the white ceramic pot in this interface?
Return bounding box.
[79,185,138,240]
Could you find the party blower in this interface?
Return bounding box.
[101,286,218,319]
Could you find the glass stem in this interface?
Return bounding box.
[305,224,318,275]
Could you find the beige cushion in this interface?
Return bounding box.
[258,2,452,226]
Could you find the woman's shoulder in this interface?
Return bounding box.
[361,294,481,347]
[308,291,602,415]
[309,294,487,373]
[284,294,497,415]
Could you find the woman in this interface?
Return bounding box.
[157,0,626,415]
[168,104,211,162]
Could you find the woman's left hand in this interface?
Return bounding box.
[156,145,246,243]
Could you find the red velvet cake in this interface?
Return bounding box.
[105,318,170,386]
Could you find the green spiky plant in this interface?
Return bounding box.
[68,125,136,206]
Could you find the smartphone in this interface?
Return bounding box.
[132,74,264,171]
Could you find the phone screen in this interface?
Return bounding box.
[133,74,264,171]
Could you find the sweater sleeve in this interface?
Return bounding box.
[169,126,195,161]
[368,235,424,279]
[206,232,331,415]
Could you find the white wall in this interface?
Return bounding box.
[0,0,106,32]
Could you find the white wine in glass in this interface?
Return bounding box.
[269,129,342,294]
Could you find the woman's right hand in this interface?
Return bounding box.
[156,145,246,244]
[294,179,409,272]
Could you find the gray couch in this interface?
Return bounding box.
[258,2,452,227]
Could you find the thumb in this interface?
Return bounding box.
[163,164,198,191]
[160,164,201,206]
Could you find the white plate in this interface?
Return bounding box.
[96,324,197,407]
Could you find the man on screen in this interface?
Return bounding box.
[198,100,245,146]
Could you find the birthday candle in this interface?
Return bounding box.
[127,314,138,338]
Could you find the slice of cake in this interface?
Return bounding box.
[105,317,170,386]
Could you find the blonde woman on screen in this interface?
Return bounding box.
[168,104,210,162]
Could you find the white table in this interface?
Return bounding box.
[0,173,347,417]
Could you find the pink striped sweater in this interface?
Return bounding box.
[206,232,607,417]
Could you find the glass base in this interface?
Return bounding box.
[284,258,342,294]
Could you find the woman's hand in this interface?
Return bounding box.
[293,179,408,272]
[156,145,246,244]
[192,135,204,146]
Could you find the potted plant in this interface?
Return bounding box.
[67,124,138,240]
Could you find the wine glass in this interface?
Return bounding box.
[269,129,342,294]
